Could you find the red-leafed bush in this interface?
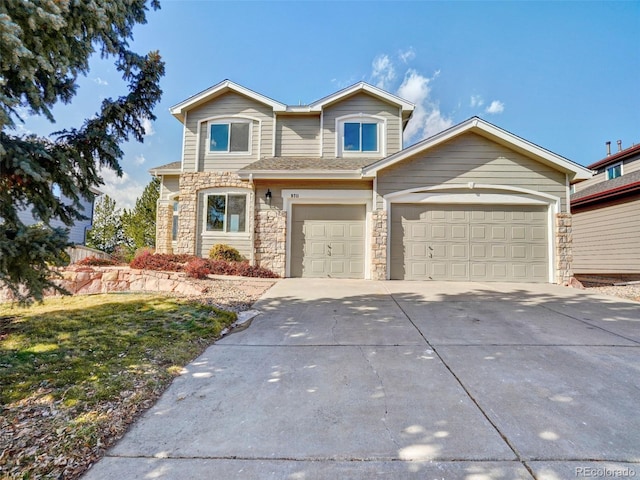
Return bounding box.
[185,257,210,279]
[130,251,195,271]
[129,252,279,278]
[76,256,118,266]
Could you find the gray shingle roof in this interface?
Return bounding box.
[149,161,181,172]
[571,169,640,202]
[239,157,376,172]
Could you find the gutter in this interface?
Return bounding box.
[237,170,364,180]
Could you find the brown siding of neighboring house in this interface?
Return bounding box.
[572,194,640,274]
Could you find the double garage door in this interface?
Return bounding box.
[391,204,549,282]
[291,205,365,278]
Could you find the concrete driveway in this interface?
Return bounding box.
[84,280,640,480]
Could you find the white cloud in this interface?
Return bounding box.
[397,69,453,143]
[398,47,416,64]
[470,95,484,108]
[141,117,155,137]
[485,100,505,114]
[93,77,109,86]
[99,168,144,210]
[371,54,396,90]
[133,154,146,166]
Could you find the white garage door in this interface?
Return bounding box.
[291,205,365,278]
[391,204,548,282]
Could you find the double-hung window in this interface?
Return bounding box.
[205,193,247,233]
[344,122,378,152]
[208,120,250,153]
[606,162,622,180]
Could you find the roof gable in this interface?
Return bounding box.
[309,82,415,113]
[170,80,287,122]
[362,117,592,181]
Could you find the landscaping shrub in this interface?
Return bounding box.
[130,251,195,271]
[209,244,243,262]
[129,252,279,278]
[76,256,119,266]
[185,257,210,279]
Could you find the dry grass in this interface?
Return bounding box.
[0,293,236,479]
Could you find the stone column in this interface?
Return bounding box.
[155,201,174,254]
[255,209,287,277]
[370,210,388,280]
[555,213,573,284]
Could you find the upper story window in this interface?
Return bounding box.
[207,119,251,154]
[344,122,378,152]
[606,162,622,180]
[337,115,385,157]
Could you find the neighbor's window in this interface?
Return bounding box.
[606,162,622,180]
[206,194,247,233]
[344,122,378,152]
[172,200,179,241]
[209,121,250,153]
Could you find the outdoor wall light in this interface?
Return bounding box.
[265,189,272,205]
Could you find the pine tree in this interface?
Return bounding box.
[86,195,125,254]
[0,1,165,303]
[122,177,160,252]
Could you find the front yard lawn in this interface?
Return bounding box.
[0,293,236,479]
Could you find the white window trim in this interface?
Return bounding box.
[201,188,251,237]
[606,162,623,180]
[204,116,254,156]
[335,114,386,157]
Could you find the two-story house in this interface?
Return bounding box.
[150,80,590,283]
[571,142,640,275]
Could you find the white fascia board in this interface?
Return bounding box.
[309,82,415,113]
[237,170,364,180]
[170,80,287,122]
[363,117,592,181]
[148,168,181,176]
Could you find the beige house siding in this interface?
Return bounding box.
[275,115,320,157]
[253,180,372,212]
[572,195,640,274]
[182,92,274,172]
[322,92,402,158]
[376,133,567,211]
[160,175,180,200]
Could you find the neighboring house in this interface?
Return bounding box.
[571,142,640,275]
[16,186,100,245]
[150,80,591,283]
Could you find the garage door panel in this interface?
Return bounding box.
[451,263,468,278]
[292,205,365,279]
[391,204,548,282]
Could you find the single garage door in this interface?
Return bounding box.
[291,204,365,278]
[391,204,548,282]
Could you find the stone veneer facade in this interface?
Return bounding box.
[370,210,388,280]
[254,209,287,277]
[175,172,252,255]
[155,201,174,254]
[555,213,573,284]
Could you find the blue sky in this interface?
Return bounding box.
[19,0,640,208]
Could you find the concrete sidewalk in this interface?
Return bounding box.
[83,279,640,479]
